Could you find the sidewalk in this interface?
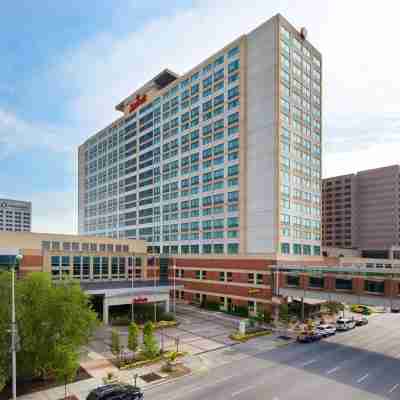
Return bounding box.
[16,331,286,400]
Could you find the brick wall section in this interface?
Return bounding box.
[19,255,43,277]
[175,258,274,270]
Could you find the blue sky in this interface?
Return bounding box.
[1,0,399,233]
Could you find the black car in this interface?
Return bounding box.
[391,306,400,313]
[87,384,143,400]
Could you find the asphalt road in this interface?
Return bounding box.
[144,313,400,400]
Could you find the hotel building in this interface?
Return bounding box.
[78,14,322,257]
[0,198,31,232]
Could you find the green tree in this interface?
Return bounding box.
[279,303,290,325]
[127,322,139,353]
[53,344,79,399]
[110,329,121,356]
[142,321,159,359]
[0,272,98,382]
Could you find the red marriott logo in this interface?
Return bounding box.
[128,94,147,113]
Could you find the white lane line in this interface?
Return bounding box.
[357,373,369,383]
[326,366,340,375]
[301,358,317,367]
[389,384,399,393]
[232,385,256,397]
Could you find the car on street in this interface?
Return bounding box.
[297,331,322,343]
[336,317,356,331]
[316,324,336,337]
[87,384,143,400]
[391,305,400,313]
[355,316,368,326]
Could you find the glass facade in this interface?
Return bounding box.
[278,24,322,256]
[80,45,242,255]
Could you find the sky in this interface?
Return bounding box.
[1,0,399,234]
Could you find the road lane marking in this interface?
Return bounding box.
[357,373,369,383]
[301,358,317,367]
[232,385,256,397]
[326,366,340,375]
[389,384,399,393]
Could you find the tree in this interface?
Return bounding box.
[0,272,98,382]
[110,329,121,357]
[279,303,290,325]
[127,323,139,353]
[53,344,79,399]
[142,321,159,359]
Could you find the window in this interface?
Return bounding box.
[219,271,225,281]
[256,273,263,285]
[227,272,233,282]
[335,278,352,291]
[227,243,239,254]
[281,243,290,254]
[287,275,299,287]
[213,244,224,254]
[227,46,239,58]
[293,244,302,255]
[364,280,384,294]
[248,273,254,284]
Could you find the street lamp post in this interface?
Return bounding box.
[11,253,22,400]
[131,255,135,322]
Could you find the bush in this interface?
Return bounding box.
[324,301,344,315]
[202,301,220,311]
[142,322,159,359]
[111,329,121,356]
[159,312,175,321]
[128,322,139,353]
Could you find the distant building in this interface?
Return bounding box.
[78,13,323,257]
[322,165,400,259]
[0,198,31,232]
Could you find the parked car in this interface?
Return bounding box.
[391,305,400,313]
[336,318,356,331]
[87,384,143,400]
[355,317,368,326]
[316,324,336,337]
[297,331,322,343]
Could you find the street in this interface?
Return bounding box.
[144,313,400,399]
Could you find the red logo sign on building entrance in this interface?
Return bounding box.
[132,297,148,304]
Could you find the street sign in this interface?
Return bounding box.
[248,288,261,295]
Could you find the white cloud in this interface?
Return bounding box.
[30,190,76,234]
[0,108,73,160]
[3,0,400,232]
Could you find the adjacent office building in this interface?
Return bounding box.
[78,14,322,257]
[322,165,400,259]
[0,198,31,232]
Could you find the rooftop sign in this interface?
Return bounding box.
[128,94,147,114]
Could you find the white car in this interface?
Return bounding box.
[336,318,356,331]
[316,324,336,337]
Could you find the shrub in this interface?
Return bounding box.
[203,301,220,311]
[111,329,121,356]
[127,322,139,353]
[142,321,159,359]
[159,312,175,321]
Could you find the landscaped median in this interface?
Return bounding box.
[229,330,271,342]
[142,320,178,330]
[119,351,186,370]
